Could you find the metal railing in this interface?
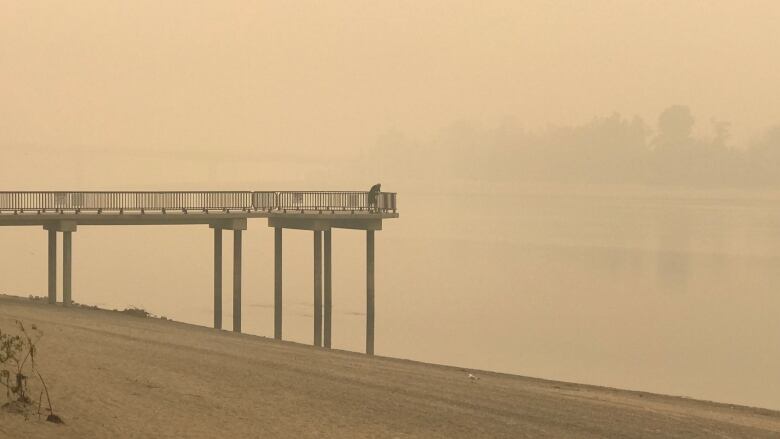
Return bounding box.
[0,191,397,213]
[0,191,251,212]
[252,191,396,212]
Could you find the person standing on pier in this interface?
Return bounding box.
[368,183,381,211]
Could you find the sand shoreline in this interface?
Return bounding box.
[1,293,779,438]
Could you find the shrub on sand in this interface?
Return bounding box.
[0,321,62,424]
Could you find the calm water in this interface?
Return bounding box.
[2,186,779,409]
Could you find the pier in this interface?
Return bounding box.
[0,191,398,355]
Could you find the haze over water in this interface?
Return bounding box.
[2,1,780,411]
[2,184,779,410]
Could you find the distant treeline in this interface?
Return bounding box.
[365,106,780,188]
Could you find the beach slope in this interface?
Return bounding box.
[0,294,778,438]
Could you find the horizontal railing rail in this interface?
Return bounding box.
[0,191,252,212]
[0,191,397,213]
[252,191,396,212]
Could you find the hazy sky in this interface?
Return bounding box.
[2,0,780,170]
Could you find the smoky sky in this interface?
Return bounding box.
[2,1,780,188]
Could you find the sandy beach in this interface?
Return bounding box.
[0,294,778,438]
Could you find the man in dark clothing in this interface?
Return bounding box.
[368,183,381,211]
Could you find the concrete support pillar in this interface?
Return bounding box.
[213,228,223,330]
[274,227,283,340]
[48,230,57,304]
[324,230,332,348]
[366,230,375,355]
[63,231,72,306]
[233,229,242,333]
[313,230,323,346]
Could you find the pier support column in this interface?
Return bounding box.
[366,230,375,355]
[233,229,242,333]
[324,230,332,348]
[313,230,322,347]
[63,231,72,306]
[274,227,283,340]
[213,228,223,329]
[210,219,245,333]
[44,221,77,305]
[47,230,57,304]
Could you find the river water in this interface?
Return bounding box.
[1,185,778,409]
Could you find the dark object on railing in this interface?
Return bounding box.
[0,191,397,213]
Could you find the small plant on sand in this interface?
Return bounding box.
[0,327,27,401]
[0,321,62,424]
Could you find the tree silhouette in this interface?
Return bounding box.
[654,105,695,150]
